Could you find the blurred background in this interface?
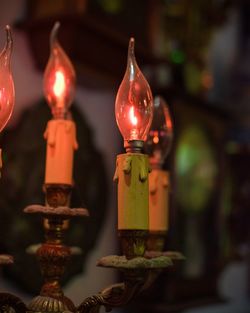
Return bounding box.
[0,0,249,313]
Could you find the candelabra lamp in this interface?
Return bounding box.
[145,96,174,254]
[0,23,183,313]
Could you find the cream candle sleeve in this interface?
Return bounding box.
[114,153,150,230]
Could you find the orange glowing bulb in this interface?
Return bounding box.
[115,38,153,144]
[44,22,76,119]
[145,96,173,167]
[0,25,14,132]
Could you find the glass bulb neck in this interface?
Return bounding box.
[149,150,165,169]
[149,157,163,170]
[51,107,67,119]
[124,140,144,153]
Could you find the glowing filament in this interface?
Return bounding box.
[53,70,65,98]
[129,106,138,126]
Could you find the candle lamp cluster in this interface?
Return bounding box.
[0,23,183,313]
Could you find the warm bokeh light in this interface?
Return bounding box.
[201,70,213,90]
[44,22,76,119]
[145,96,173,167]
[0,25,14,132]
[153,135,159,144]
[115,38,153,143]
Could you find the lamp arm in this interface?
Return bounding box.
[0,292,27,313]
[77,279,144,313]
[140,270,162,291]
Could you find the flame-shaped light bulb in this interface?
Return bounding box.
[43,22,76,119]
[115,38,153,151]
[144,96,173,168]
[0,25,14,132]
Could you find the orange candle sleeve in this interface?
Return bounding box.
[44,119,78,185]
[149,169,170,232]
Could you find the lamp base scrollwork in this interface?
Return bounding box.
[0,293,27,313]
[23,203,88,313]
[77,254,175,313]
[26,295,75,313]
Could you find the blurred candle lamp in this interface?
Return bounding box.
[0,26,14,171]
[44,22,78,186]
[0,26,14,132]
[144,96,173,248]
[145,96,173,168]
[114,38,153,258]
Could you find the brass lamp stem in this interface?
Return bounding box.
[37,184,73,298]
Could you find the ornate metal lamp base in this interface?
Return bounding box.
[118,230,148,259]
[77,253,179,313]
[0,190,183,313]
[97,254,173,269]
[27,295,75,313]
[23,204,88,313]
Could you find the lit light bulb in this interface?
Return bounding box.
[0,25,14,132]
[144,96,173,167]
[115,38,153,151]
[43,22,76,119]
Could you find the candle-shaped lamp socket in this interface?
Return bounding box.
[114,38,153,258]
[44,22,78,186]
